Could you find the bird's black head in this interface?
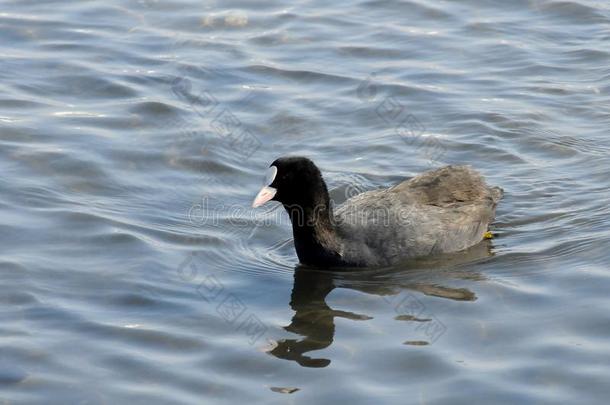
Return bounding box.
[252,156,330,210]
[252,157,344,267]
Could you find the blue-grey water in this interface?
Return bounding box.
[1,0,609,403]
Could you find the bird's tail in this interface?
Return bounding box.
[490,186,504,204]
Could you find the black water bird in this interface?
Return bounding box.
[253,157,502,267]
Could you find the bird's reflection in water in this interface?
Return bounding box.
[268,240,493,367]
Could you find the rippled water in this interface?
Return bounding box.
[1,0,609,403]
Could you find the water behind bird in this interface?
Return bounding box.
[0,0,609,403]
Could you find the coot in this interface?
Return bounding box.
[252,157,503,267]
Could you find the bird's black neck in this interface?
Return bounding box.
[283,196,343,267]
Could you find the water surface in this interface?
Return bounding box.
[1,0,609,403]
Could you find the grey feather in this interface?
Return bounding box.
[333,165,503,266]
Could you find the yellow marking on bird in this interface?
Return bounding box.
[484,231,493,239]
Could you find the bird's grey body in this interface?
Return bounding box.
[333,165,503,267]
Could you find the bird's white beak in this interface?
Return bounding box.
[252,165,278,208]
[252,186,277,208]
